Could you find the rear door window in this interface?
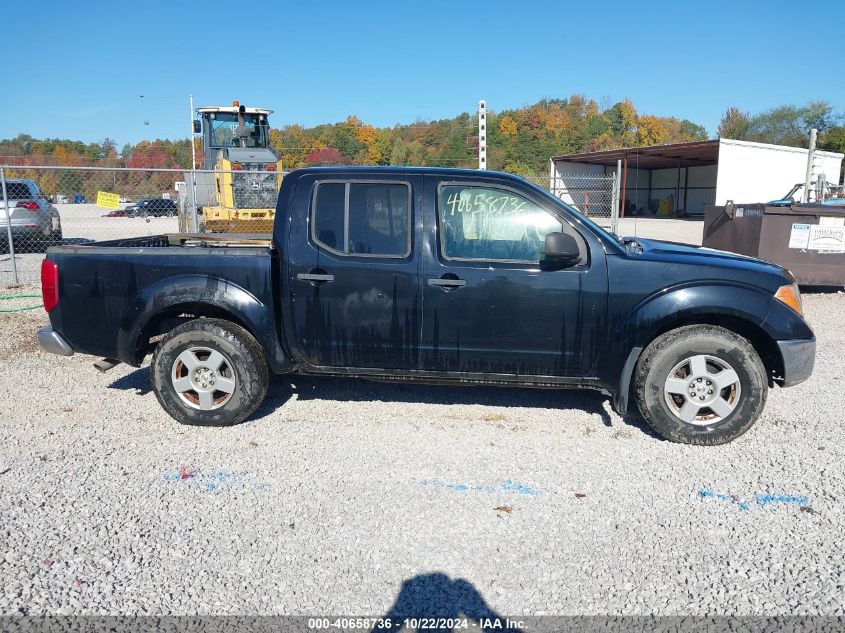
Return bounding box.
[312,183,346,251]
[312,181,411,257]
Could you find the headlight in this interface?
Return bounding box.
[775,282,803,316]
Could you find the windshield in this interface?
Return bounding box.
[208,113,269,148]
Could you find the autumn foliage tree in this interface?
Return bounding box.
[305,147,349,165]
[636,115,669,146]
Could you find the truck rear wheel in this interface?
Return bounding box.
[634,325,767,445]
[151,318,269,426]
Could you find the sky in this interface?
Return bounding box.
[5,0,844,147]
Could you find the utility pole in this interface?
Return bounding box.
[804,128,817,203]
[478,100,487,170]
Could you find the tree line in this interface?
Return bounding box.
[717,102,844,154]
[1,97,842,180]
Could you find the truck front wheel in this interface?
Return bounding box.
[634,325,767,445]
[151,318,269,426]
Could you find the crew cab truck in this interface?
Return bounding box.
[36,167,816,445]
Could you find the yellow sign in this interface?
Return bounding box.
[96,191,120,209]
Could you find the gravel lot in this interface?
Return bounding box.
[1,279,844,616]
[1,216,843,616]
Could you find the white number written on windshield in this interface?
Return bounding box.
[445,190,529,216]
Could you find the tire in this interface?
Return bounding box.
[151,318,269,426]
[634,325,767,445]
[36,220,59,251]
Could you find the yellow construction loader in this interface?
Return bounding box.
[194,102,282,233]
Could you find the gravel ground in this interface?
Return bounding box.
[0,282,843,616]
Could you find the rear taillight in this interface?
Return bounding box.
[16,200,39,211]
[231,162,243,171]
[41,259,59,312]
[265,163,276,171]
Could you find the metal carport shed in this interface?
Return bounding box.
[550,138,843,217]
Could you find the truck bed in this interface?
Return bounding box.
[45,233,282,369]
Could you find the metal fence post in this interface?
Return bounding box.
[609,171,618,235]
[611,159,622,236]
[187,169,198,233]
[1,166,21,287]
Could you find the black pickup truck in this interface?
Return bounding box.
[36,167,815,444]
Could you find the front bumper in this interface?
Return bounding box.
[777,338,815,387]
[36,327,74,357]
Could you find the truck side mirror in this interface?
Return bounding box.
[542,232,581,270]
[193,120,201,134]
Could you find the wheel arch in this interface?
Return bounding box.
[136,300,253,353]
[611,285,786,414]
[116,274,291,373]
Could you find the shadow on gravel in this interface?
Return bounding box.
[107,366,661,439]
[108,366,152,395]
[373,572,520,631]
[255,373,662,438]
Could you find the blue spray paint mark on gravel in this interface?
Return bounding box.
[500,480,541,496]
[699,489,809,511]
[163,467,268,493]
[699,489,750,510]
[422,479,541,496]
[756,494,809,506]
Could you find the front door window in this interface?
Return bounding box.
[438,185,564,263]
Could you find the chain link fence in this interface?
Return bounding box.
[1,165,618,287]
[524,174,619,231]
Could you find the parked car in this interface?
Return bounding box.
[0,179,62,249]
[36,167,815,445]
[124,198,177,217]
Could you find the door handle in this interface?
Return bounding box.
[428,276,466,289]
[297,271,334,283]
